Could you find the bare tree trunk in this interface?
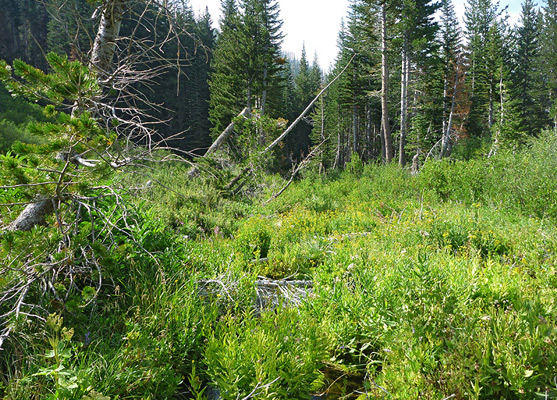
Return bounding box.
[90,0,126,77]
[334,115,341,169]
[399,37,409,166]
[319,95,326,173]
[380,2,393,163]
[259,62,269,145]
[365,104,371,160]
[208,108,249,157]
[488,73,505,158]
[246,81,253,116]
[5,198,54,232]
[441,69,459,159]
[488,83,494,131]
[352,103,358,153]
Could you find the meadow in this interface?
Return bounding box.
[1,132,557,399]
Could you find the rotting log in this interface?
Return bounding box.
[198,278,313,312]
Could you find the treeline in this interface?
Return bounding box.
[318,0,557,168]
[2,0,557,167]
[0,0,324,161]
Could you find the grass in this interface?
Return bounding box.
[1,133,557,399]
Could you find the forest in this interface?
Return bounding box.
[0,0,556,399]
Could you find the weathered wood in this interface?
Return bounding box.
[188,108,249,178]
[264,54,356,154]
[206,108,249,157]
[380,2,393,163]
[5,197,53,232]
[440,69,459,159]
[90,0,126,78]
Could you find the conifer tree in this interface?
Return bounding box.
[540,0,557,129]
[513,0,546,135]
[208,0,244,136]
[464,0,501,137]
[208,0,284,147]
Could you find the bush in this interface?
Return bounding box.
[204,308,328,400]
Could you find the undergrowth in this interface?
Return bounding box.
[1,132,557,399]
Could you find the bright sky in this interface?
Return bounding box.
[188,0,530,70]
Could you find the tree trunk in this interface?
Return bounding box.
[90,0,126,77]
[399,37,409,166]
[259,62,269,145]
[380,2,393,163]
[5,197,53,232]
[441,69,459,158]
[352,103,358,154]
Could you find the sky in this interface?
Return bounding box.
[188,0,528,70]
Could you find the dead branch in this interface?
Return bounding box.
[264,54,356,154]
[264,139,328,204]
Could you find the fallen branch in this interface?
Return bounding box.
[264,54,356,153]
[264,139,328,204]
[225,55,356,192]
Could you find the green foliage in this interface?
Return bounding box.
[234,216,272,262]
[204,308,328,400]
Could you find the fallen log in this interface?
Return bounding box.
[188,108,249,177]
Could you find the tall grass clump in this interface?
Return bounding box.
[419,131,557,221]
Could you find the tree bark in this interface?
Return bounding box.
[399,36,410,166]
[5,197,53,232]
[90,0,126,78]
[380,2,393,163]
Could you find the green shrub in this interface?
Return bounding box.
[204,308,328,400]
[234,216,273,262]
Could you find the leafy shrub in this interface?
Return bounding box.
[204,308,328,400]
[234,216,273,262]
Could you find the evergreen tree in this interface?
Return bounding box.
[464,0,501,137]
[208,0,284,148]
[208,0,244,136]
[512,0,546,135]
[540,0,557,129]
[439,0,463,157]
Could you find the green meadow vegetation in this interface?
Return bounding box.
[1,124,557,399]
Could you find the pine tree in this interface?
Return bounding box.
[208,0,284,146]
[208,0,245,136]
[464,0,501,137]
[540,0,557,129]
[513,0,546,135]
